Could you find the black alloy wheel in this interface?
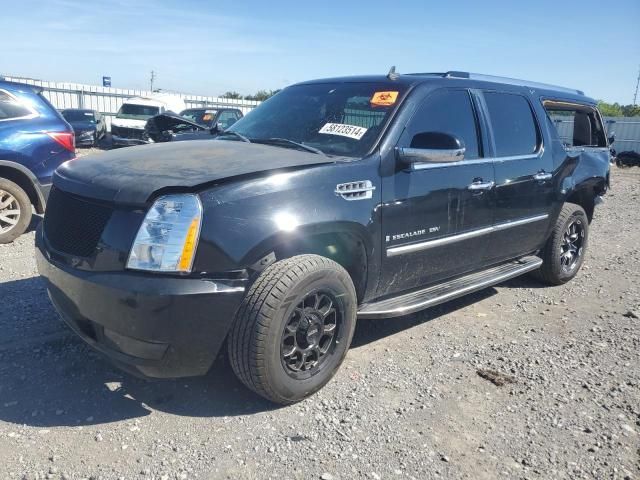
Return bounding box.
[281,290,341,379]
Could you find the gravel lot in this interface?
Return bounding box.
[0,164,638,480]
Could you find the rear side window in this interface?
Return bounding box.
[543,101,606,148]
[0,90,35,120]
[405,89,481,159]
[484,92,540,157]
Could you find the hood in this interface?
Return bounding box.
[145,112,206,143]
[150,112,206,131]
[54,140,336,205]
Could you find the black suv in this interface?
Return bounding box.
[36,71,610,404]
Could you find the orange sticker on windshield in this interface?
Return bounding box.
[370,91,398,107]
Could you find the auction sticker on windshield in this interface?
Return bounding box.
[319,123,368,140]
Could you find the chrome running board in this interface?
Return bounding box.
[358,256,542,319]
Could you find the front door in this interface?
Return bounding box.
[378,88,495,298]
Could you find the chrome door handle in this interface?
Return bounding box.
[468,180,495,191]
[533,172,552,181]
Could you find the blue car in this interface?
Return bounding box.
[0,80,75,243]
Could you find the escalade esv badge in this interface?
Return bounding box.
[36,69,610,405]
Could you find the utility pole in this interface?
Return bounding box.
[150,70,156,92]
[634,64,640,106]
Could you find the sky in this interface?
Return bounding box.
[2,0,639,104]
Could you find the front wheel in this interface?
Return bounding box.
[228,254,357,404]
[0,178,32,244]
[534,202,589,285]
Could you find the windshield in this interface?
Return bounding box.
[116,103,160,120]
[62,110,95,123]
[227,82,408,157]
[180,108,217,126]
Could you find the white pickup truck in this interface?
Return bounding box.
[111,94,185,147]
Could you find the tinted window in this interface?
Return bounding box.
[116,104,160,120]
[404,89,480,159]
[62,110,96,123]
[544,102,606,148]
[484,92,539,156]
[0,90,34,120]
[218,111,240,129]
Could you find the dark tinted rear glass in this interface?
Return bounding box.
[484,92,539,156]
[62,110,96,123]
[0,90,34,120]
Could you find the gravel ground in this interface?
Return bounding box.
[0,166,638,480]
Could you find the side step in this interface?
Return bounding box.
[357,256,542,319]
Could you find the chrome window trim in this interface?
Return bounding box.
[386,213,549,257]
[411,147,545,171]
[0,88,39,122]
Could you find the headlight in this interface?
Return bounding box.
[79,130,94,138]
[127,194,202,273]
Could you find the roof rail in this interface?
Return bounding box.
[407,71,584,96]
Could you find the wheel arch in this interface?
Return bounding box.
[244,223,372,303]
[0,161,46,213]
[563,176,606,223]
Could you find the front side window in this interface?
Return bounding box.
[116,104,160,120]
[228,82,409,157]
[0,90,35,120]
[544,101,606,148]
[484,92,540,157]
[402,88,481,159]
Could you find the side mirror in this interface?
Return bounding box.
[210,122,224,135]
[608,132,615,145]
[397,132,465,166]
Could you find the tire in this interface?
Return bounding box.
[229,254,357,404]
[0,178,32,244]
[534,202,588,285]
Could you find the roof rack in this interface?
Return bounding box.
[407,71,584,96]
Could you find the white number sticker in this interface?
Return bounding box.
[318,123,368,140]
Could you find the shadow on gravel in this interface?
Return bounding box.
[0,272,534,428]
[24,213,42,234]
[351,288,496,349]
[0,278,276,428]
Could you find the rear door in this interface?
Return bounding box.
[479,91,554,263]
[378,88,495,297]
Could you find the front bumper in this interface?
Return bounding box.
[35,227,246,378]
[75,135,96,146]
[111,135,148,147]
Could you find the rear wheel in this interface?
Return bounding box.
[228,254,357,404]
[534,202,588,285]
[0,178,32,244]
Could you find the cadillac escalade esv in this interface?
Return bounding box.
[36,71,611,404]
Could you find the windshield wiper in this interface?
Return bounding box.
[216,130,251,143]
[253,137,326,156]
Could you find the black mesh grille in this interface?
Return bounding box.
[44,187,113,258]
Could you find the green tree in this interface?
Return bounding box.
[245,89,281,101]
[621,104,640,117]
[221,91,243,99]
[597,101,623,117]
